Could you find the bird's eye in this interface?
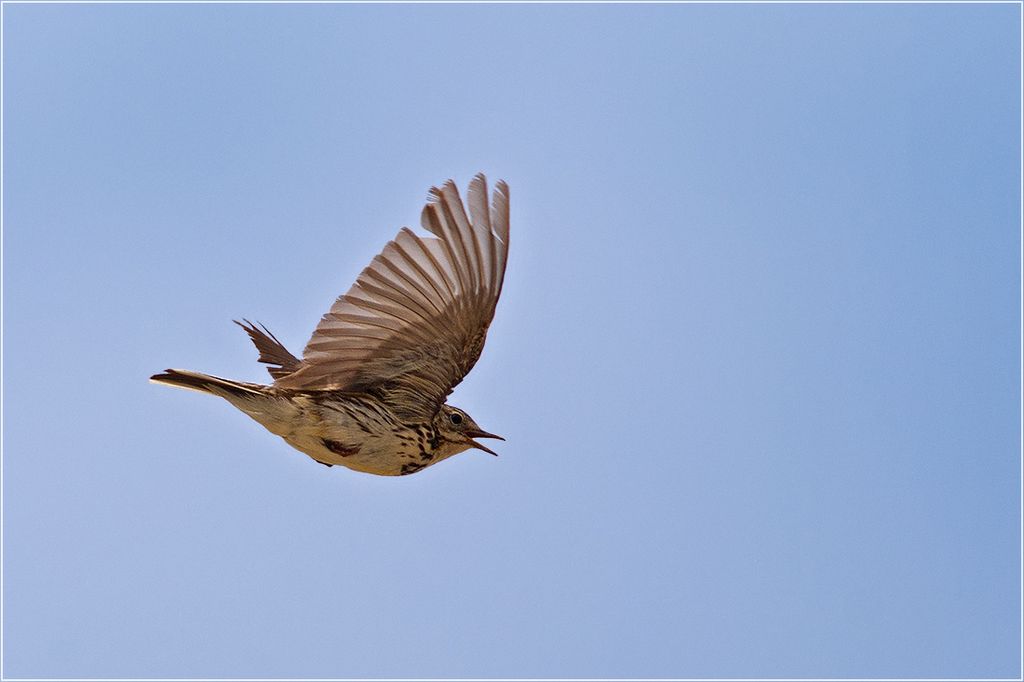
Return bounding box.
[449,412,463,425]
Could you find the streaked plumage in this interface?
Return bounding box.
[151,174,509,476]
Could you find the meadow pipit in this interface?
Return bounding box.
[151,174,508,476]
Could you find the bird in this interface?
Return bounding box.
[151,174,509,476]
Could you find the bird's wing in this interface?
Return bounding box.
[234,319,302,380]
[273,174,510,422]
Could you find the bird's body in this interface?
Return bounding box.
[152,175,509,476]
[152,369,476,475]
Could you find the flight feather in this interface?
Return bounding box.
[273,174,510,421]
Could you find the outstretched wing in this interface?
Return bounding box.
[273,174,510,422]
[234,319,302,380]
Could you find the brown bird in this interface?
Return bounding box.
[151,174,509,476]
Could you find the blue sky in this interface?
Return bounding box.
[3,2,1020,678]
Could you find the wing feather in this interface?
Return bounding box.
[439,181,484,294]
[393,228,452,309]
[422,202,470,296]
[467,175,495,293]
[274,175,510,421]
[491,181,510,284]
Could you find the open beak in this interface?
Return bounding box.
[465,428,505,457]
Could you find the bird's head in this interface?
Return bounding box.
[434,405,504,458]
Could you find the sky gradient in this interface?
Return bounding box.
[3,3,1021,678]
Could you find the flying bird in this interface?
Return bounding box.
[151,174,509,476]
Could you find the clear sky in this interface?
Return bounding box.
[3,2,1020,678]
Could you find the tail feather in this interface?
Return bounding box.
[149,369,265,398]
[234,319,301,380]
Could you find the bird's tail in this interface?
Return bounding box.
[151,368,298,438]
[149,369,266,399]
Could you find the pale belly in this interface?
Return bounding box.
[282,431,437,476]
[226,390,447,476]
